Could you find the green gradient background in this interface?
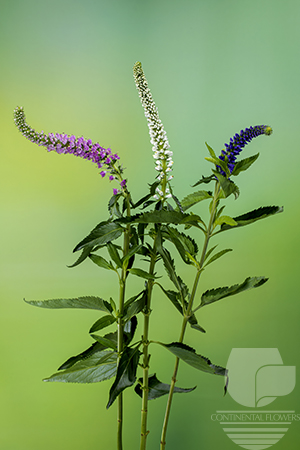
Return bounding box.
[1,0,300,449]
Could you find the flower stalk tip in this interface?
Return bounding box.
[133,62,173,201]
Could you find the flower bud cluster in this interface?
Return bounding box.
[14,107,124,192]
[218,125,273,176]
[133,62,173,200]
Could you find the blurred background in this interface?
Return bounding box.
[1,0,300,449]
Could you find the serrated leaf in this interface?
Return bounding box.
[127,268,157,280]
[24,296,112,313]
[44,350,117,383]
[107,346,140,408]
[89,315,116,333]
[215,215,238,227]
[178,191,212,212]
[107,242,122,268]
[204,249,232,267]
[73,221,124,252]
[192,174,215,187]
[89,253,114,270]
[158,342,227,377]
[129,210,189,224]
[162,226,198,264]
[231,153,260,176]
[134,373,196,400]
[200,276,268,307]
[90,335,118,350]
[212,170,240,199]
[220,206,283,231]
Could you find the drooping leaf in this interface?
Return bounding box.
[200,276,268,307]
[157,284,205,333]
[89,315,116,333]
[220,206,283,231]
[73,220,124,252]
[127,268,157,280]
[89,253,114,270]
[24,296,112,313]
[134,373,196,400]
[158,342,227,377]
[204,249,233,267]
[107,346,140,408]
[178,190,212,212]
[231,153,260,176]
[90,335,118,351]
[44,351,117,383]
[192,174,215,187]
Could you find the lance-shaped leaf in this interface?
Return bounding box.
[158,342,227,377]
[129,210,189,225]
[89,254,114,270]
[192,174,215,187]
[24,296,112,313]
[107,346,140,409]
[134,373,196,400]
[212,170,240,199]
[44,351,117,383]
[161,226,198,264]
[204,248,233,267]
[73,220,124,252]
[200,276,268,308]
[157,285,205,333]
[108,193,122,218]
[107,242,122,268]
[68,245,93,268]
[178,190,213,212]
[123,292,146,322]
[90,335,118,351]
[89,315,116,333]
[231,153,259,176]
[128,268,157,280]
[220,206,283,231]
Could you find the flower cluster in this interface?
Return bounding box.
[133,62,173,201]
[218,125,272,176]
[13,107,126,192]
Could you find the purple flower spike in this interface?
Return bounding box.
[120,179,126,188]
[113,188,119,195]
[218,125,272,176]
[13,107,123,187]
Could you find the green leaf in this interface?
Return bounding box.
[24,296,112,313]
[220,206,284,231]
[108,194,122,218]
[89,315,116,333]
[205,142,217,159]
[127,268,157,280]
[107,346,140,408]
[157,285,205,333]
[107,242,122,268]
[134,373,196,400]
[178,190,212,212]
[212,170,240,199]
[68,246,93,268]
[121,244,143,265]
[200,276,268,307]
[158,342,227,377]
[161,226,198,264]
[231,153,259,176]
[44,350,117,383]
[192,174,215,187]
[73,220,124,252]
[89,253,114,270]
[123,293,146,322]
[204,249,233,267]
[90,335,118,351]
[129,210,188,224]
[214,215,238,227]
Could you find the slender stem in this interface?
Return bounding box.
[139,233,158,450]
[160,182,220,450]
[117,188,131,450]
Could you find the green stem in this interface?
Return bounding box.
[117,186,131,450]
[139,233,158,450]
[160,182,220,450]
